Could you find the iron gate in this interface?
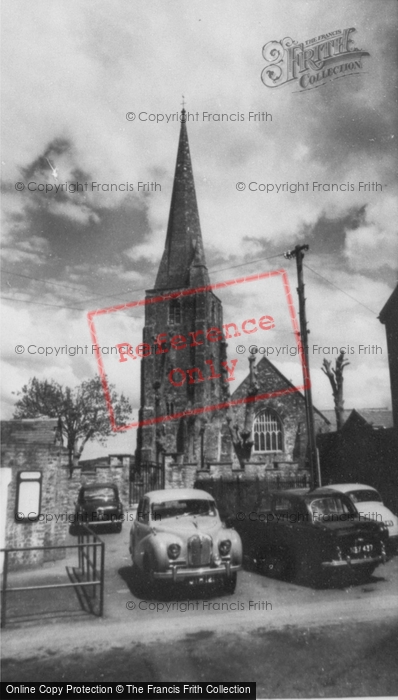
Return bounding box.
[130,461,165,504]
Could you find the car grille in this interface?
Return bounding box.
[187,535,212,567]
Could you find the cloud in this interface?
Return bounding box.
[1,0,396,433]
[344,195,398,270]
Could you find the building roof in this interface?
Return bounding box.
[320,408,393,430]
[232,355,330,423]
[379,284,398,324]
[78,456,110,469]
[0,418,63,449]
[154,109,210,290]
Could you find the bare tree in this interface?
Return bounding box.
[321,352,350,431]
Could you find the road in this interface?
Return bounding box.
[2,516,398,696]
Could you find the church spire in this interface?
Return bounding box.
[155,110,210,289]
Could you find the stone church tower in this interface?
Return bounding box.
[136,110,231,477]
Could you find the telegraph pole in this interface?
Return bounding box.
[284,245,321,489]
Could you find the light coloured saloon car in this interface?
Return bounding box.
[320,483,398,553]
[130,488,242,593]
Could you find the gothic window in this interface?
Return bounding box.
[169,299,181,325]
[166,401,174,416]
[253,410,283,452]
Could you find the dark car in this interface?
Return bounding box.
[74,483,123,532]
[231,488,389,586]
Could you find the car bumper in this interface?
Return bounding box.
[153,562,241,582]
[322,553,386,568]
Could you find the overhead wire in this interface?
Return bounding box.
[1,252,286,309]
[303,263,378,315]
[1,254,384,315]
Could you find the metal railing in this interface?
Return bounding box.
[130,461,165,504]
[194,474,310,518]
[0,525,105,627]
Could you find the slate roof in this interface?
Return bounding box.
[319,408,393,430]
[0,418,63,450]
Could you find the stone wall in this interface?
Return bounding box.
[1,419,70,570]
[164,457,199,490]
[1,420,132,570]
[67,461,130,512]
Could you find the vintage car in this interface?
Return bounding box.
[316,483,398,554]
[130,488,242,593]
[231,488,389,586]
[74,483,124,532]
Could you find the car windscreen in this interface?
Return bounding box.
[347,489,382,503]
[307,495,356,519]
[151,499,217,519]
[82,487,116,500]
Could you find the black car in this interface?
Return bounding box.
[231,488,389,586]
[74,483,124,532]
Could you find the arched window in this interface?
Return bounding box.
[253,410,283,452]
[169,299,181,325]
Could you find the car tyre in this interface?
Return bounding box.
[223,572,237,594]
[258,550,288,579]
[143,554,160,597]
[353,564,377,583]
[115,521,122,533]
[292,554,308,585]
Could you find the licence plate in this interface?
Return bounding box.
[350,544,373,554]
[188,576,216,585]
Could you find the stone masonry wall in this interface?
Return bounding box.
[2,436,69,570]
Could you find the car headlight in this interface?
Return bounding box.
[219,539,231,556]
[167,543,181,560]
[384,521,394,527]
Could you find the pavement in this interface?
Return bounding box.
[1,511,398,695]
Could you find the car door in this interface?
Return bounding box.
[247,493,272,558]
[267,495,295,556]
[278,496,311,559]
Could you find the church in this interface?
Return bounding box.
[134,109,329,490]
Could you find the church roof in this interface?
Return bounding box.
[155,110,210,290]
[231,355,330,423]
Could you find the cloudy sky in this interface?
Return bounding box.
[1,0,397,457]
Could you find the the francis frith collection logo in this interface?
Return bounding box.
[261,28,370,91]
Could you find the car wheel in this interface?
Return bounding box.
[223,572,237,594]
[353,564,377,583]
[257,551,287,579]
[114,522,122,533]
[143,555,160,596]
[131,562,146,597]
[292,554,308,585]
